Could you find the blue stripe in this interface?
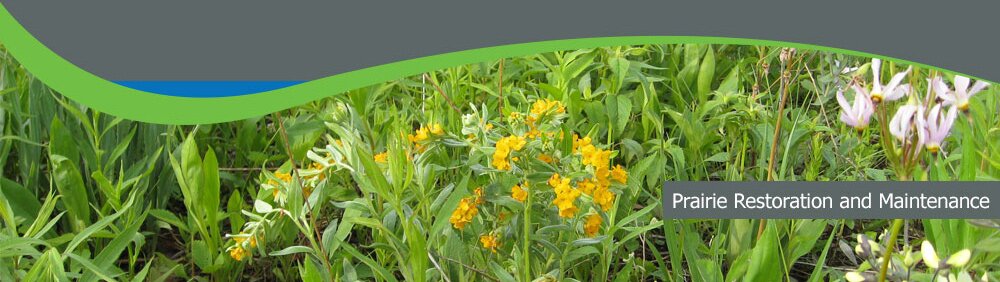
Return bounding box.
[114,81,306,97]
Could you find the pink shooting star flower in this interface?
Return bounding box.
[866,58,913,104]
[915,103,958,154]
[889,104,920,143]
[934,75,989,112]
[837,85,875,131]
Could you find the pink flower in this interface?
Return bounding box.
[889,104,921,142]
[915,104,958,154]
[866,58,912,103]
[837,85,875,130]
[934,75,989,111]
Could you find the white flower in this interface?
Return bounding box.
[922,240,942,269]
[837,86,875,130]
[889,104,920,142]
[867,58,913,103]
[946,249,971,268]
[935,74,989,111]
[845,272,867,282]
[915,104,958,154]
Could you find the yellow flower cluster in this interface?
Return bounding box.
[229,245,248,261]
[374,151,388,163]
[549,174,581,218]
[530,98,566,116]
[479,233,500,253]
[573,135,627,211]
[268,163,328,201]
[228,234,259,261]
[269,171,293,199]
[408,123,444,152]
[511,184,528,202]
[537,153,554,164]
[525,99,565,139]
[450,187,485,230]
[584,213,602,237]
[492,135,526,170]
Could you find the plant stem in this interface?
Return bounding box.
[878,219,905,282]
[522,189,532,282]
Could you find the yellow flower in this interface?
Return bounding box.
[234,235,258,248]
[484,123,494,131]
[474,187,485,205]
[584,213,602,237]
[408,123,444,152]
[592,188,615,211]
[430,123,444,135]
[307,163,327,181]
[511,184,527,202]
[269,171,293,198]
[229,246,248,261]
[450,197,479,230]
[576,178,597,196]
[537,153,554,164]
[573,135,592,153]
[491,135,527,170]
[550,174,580,218]
[374,152,389,163]
[530,99,565,116]
[480,233,500,253]
[611,165,628,184]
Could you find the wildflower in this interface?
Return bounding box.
[511,184,527,202]
[592,188,615,211]
[576,178,597,196]
[492,135,527,170]
[836,86,875,131]
[374,152,388,163]
[888,104,920,142]
[844,272,866,282]
[229,246,248,261]
[408,123,444,152]
[550,174,580,218]
[935,75,989,112]
[866,58,912,103]
[537,153,554,164]
[854,234,882,256]
[430,123,444,135]
[479,233,500,253]
[921,240,971,269]
[484,123,494,132]
[584,213,602,237]
[530,99,566,116]
[234,235,258,248]
[573,135,592,154]
[611,165,628,184]
[269,171,293,199]
[915,104,957,154]
[474,187,485,205]
[450,197,479,230]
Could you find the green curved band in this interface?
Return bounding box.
[0,4,989,125]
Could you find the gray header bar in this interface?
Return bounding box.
[3,1,999,81]
[664,182,999,219]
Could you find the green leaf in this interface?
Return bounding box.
[269,245,315,257]
[696,46,716,97]
[82,210,147,282]
[975,238,1000,252]
[0,177,40,228]
[489,261,516,282]
[744,222,784,282]
[49,154,92,231]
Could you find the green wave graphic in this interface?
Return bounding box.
[0,4,991,125]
